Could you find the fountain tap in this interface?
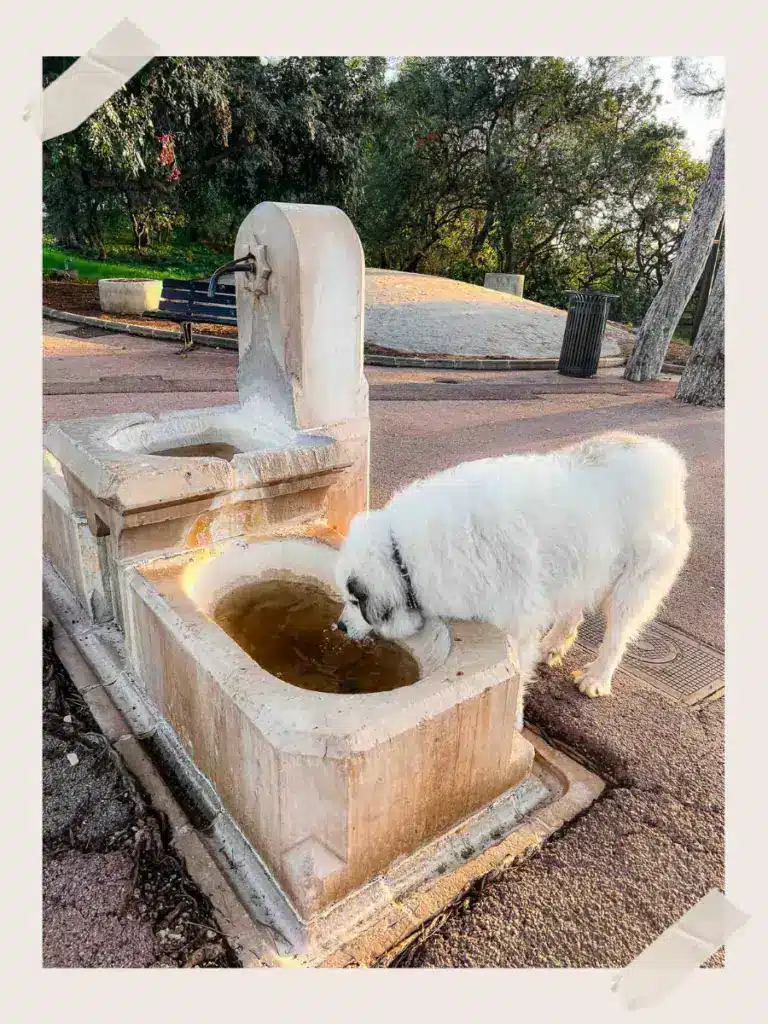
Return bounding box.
[207,253,258,297]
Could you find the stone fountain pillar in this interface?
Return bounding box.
[42,202,370,625]
[233,202,370,534]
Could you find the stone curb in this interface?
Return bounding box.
[43,306,628,372]
[43,307,239,351]
[43,566,283,968]
[365,353,626,371]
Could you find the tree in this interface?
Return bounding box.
[673,57,725,345]
[549,131,706,320]
[672,57,725,115]
[42,57,386,252]
[358,55,704,313]
[624,132,724,381]
[43,57,234,251]
[676,253,724,407]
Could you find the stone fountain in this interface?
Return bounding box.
[42,202,602,966]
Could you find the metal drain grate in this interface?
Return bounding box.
[63,324,116,339]
[574,615,724,705]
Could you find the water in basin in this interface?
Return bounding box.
[150,442,242,461]
[213,579,420,694]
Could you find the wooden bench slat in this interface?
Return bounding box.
[192,298,237,310]
[189,300,237,314]
[160,286,235,300]
[161,278,236,294]
[147,278,239,329]
[158,300,194,314]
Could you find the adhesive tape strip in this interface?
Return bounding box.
[24,18,159,141]
[611,888,749,1011]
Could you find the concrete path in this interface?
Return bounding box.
[42,318,724,968]
[365,269,628,358]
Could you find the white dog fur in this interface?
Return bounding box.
[335,432,691,723]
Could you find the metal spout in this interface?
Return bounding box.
[207,254,258,297]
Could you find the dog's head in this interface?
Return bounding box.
[335,511,425,641]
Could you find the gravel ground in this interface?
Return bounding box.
[365,269,626,358]
[42,622,239,969]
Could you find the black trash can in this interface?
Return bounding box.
[557,290,618,378]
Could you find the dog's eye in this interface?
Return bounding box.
[348,596,359,606]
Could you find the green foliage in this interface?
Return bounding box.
[43,57,386,252]
[360,57,707,320]
[42,56,708,323]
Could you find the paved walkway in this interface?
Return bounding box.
[43,318,724,968]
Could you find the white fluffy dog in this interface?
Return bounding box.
[335,433,691,716]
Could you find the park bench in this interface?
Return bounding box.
[148,277,237,351]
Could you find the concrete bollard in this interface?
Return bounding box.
[484,272,525,298]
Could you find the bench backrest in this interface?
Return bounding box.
[158,279,237,326]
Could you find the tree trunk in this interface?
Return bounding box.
[469,208,494,258]
[676,255,724,407]
[405,251,424,273]
[690,217,724,342]
[625,133,724,382]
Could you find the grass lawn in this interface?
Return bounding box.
[43,241,225,283]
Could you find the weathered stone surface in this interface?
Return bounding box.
[98,278,163,315]
[484,272,525,297]
[124,536,533,919]
[43,203,371,628]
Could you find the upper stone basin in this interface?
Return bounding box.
[42,203,369,532]
[43,404,352,514]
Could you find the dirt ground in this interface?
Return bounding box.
[42,621,239,969]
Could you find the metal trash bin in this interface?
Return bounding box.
[557,290,618,378]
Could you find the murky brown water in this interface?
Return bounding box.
[151,442,241,461]
[212,579,420,694]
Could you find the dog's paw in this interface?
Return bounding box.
[572,668,612,698]
[540,628,580,669]
[543,649,564,668]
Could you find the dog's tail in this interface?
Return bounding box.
[571,432,689,527]
[621,434,689,532]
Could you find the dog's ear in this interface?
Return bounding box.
[347,576,371,624]
[347,576,393,626]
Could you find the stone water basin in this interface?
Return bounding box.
[44,405,351,515]
[123,535,533,919]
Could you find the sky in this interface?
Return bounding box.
[651,56,724,159]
